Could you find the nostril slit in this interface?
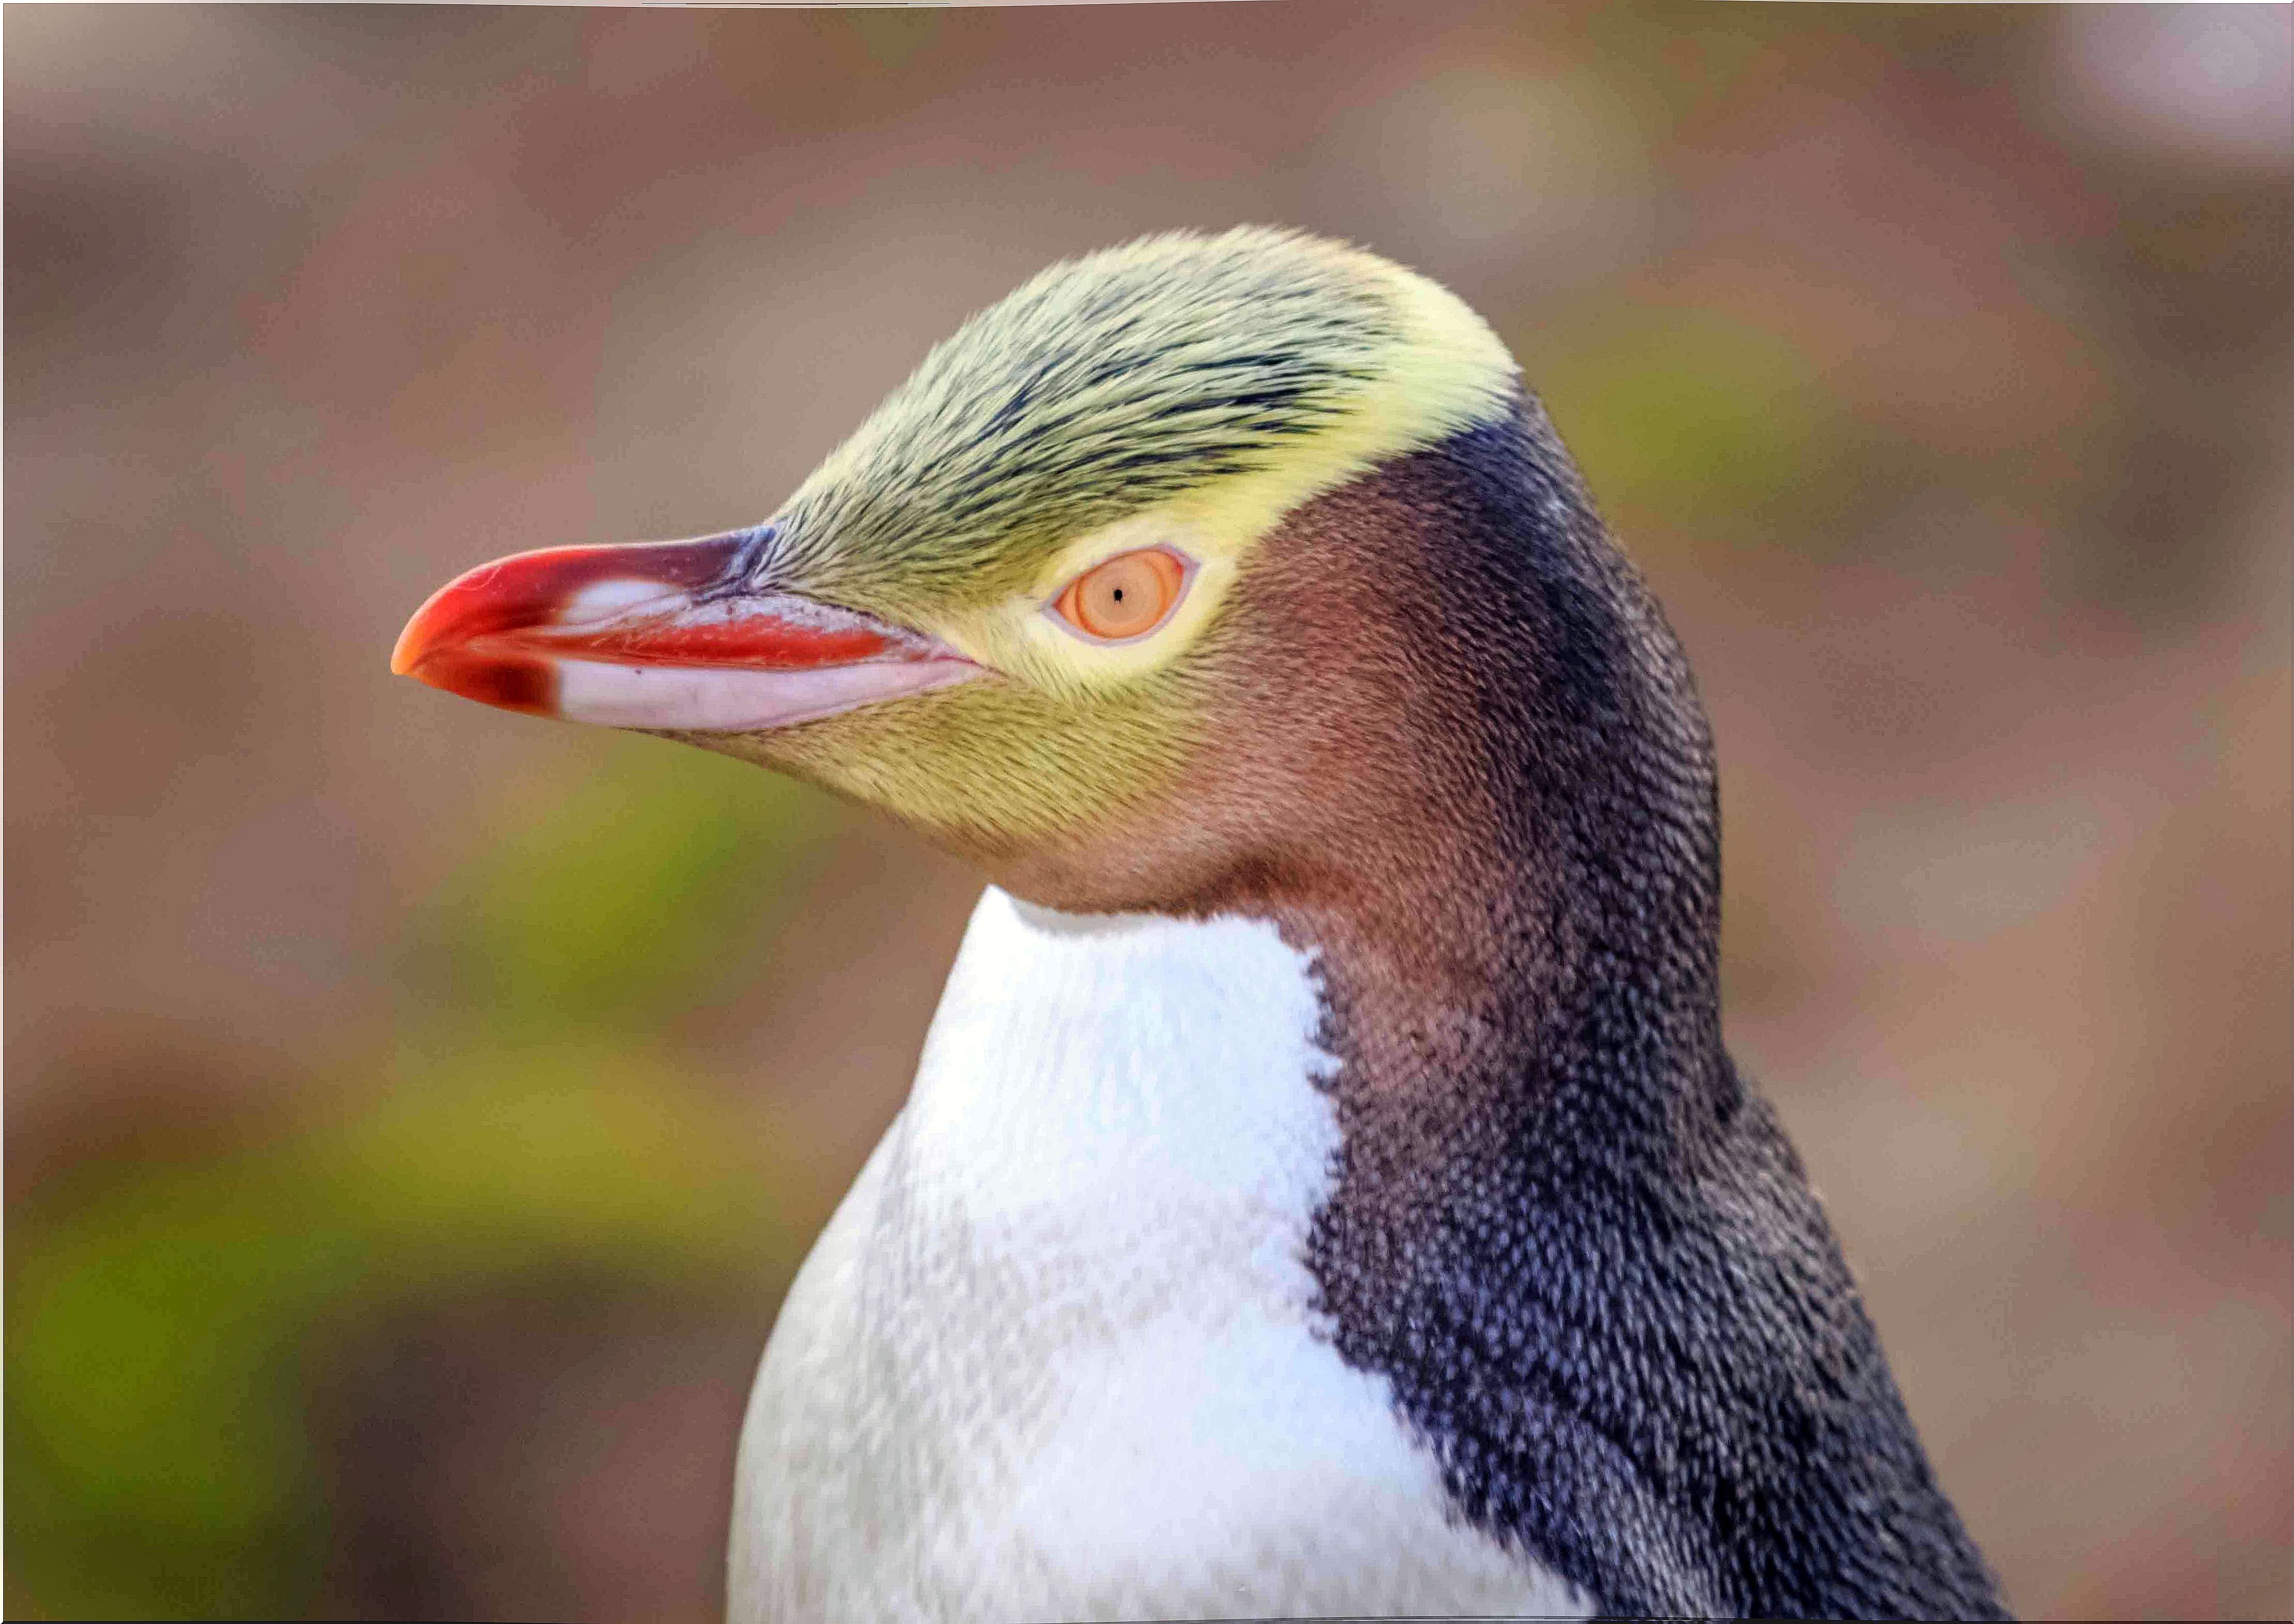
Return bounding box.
[707,521,781,597]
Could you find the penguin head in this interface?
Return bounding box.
[394,228,1538,915]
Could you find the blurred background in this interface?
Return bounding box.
[6,3,2288,1619]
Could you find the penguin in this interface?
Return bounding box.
[392,228,2010,1622]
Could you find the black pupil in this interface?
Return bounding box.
[1110,586,1126,602]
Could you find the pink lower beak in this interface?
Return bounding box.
[391,530,980,731]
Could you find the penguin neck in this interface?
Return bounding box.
[980,395,1734,1162]
[1223,411,2003,1619]
[1263,400,1736,1169]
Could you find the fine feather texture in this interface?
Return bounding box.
[771,227,1515,621]
[728,889,1589,1622]
[392,227,2010,1617]
[1270,409,2011,1619]
[673,229,2012,1618]
[683,228,1521,849]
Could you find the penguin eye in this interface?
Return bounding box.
[1048,546,1191,644]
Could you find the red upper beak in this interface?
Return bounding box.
[391,529,980,731]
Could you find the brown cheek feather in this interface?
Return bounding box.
[989,453,1508,1004]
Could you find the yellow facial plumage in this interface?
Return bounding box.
[681,227,1521,849]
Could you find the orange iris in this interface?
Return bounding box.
[1051,547,1189,642]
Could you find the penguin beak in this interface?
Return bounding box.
[391,529,981,731]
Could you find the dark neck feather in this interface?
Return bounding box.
[1275,404,2007,1620]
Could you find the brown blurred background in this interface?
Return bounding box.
[6,3,2288,1619]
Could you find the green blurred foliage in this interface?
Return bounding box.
[408,744,834,1043]
[7,742,839,1620]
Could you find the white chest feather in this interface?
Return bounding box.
[728,888,1584,1623]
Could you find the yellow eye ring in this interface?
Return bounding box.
[1046,546,1193,644]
